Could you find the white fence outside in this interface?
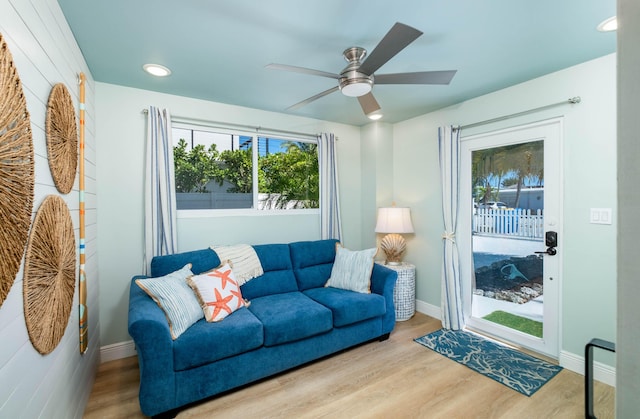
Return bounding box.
[473,208,544,240]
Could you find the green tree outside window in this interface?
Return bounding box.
[173,136,319,209]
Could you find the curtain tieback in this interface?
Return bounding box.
[442,231,456,242]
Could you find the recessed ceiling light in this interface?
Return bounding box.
[143,63,172,77]
[597,16,617,32]
[367,112,383,121]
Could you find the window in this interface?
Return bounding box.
[172,123,319,211]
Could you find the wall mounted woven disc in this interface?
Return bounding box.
[24,195,76,355]
[46,83,78,194]
[0,32,35,309]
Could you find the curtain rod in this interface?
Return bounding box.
[142,109,319,141]
[455,96,581,131]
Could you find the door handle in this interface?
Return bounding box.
[535,247,557,256]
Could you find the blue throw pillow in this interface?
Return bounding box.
[325,245,377,293]
[136,264,203,339]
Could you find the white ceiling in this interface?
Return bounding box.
[58,0,616,126]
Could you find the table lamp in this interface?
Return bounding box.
[375,206,414,265]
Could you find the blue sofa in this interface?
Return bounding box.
[128,239,397,418]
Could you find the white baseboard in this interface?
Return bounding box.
[416,298,441,320]
[100,340,137,363]
[560,350,616,387]
[415,299,616,387]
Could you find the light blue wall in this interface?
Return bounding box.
[360,122,394,250]
[393,54,617,366]
[95,83,363,345]
[177,213,321,250]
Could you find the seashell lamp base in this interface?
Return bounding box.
[380,233,407,265]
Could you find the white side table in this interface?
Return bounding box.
[378,262,416,321]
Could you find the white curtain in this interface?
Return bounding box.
[438,125,466,330]
[317,133,342,241]
[144,106,178,274]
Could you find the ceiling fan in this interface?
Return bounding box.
[266,22,457,119]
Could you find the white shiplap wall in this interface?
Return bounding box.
[0,0,99,417]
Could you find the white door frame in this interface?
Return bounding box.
[458,118,563,358]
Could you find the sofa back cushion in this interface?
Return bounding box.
[240,244,297,299]
[289,239,338,290]
[151,248,220,277]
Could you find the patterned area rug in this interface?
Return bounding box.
[414,328,562,396]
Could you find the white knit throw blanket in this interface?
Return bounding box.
[210,244,264,286]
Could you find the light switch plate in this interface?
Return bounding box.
[590,208,612,225]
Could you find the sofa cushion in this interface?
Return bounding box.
[173,307,263,371]
[241,244,298,299]
[289,239,338,290]
[254,243,293,272]
[325,245,377,293]
[135,264,203,340]
[151,248,220,277]
[187,262,247,322]
[248,292,333,346]
[303,287,386,327]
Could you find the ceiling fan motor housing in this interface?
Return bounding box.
[339,47,374,97]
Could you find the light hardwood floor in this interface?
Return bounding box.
[84,313,614,418]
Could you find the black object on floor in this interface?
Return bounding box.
[585,338,615,419]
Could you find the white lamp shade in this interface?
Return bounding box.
[375,207,414,234]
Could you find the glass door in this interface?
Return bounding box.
[459,119,561,358]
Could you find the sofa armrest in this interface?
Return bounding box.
[128,276,177,416]
[370,264,397,334]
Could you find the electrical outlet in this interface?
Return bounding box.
[590,208,612,225]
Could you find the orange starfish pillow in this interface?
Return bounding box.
[187,262,247,322]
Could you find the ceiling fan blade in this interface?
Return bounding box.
[358,22,423,76]
[266,63,340,79]
[287,86,340,111]
[357,92,381,116]
[375,70,457,85]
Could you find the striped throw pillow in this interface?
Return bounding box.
[325,245,377,293]
[136,264,204,339]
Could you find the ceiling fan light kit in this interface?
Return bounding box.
[338,47,373,97]
[267,22,457,119]
[340,78,372,97]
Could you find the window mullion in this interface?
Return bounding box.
[252,135,259,209]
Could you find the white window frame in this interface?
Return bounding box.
[172,121,320,218]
